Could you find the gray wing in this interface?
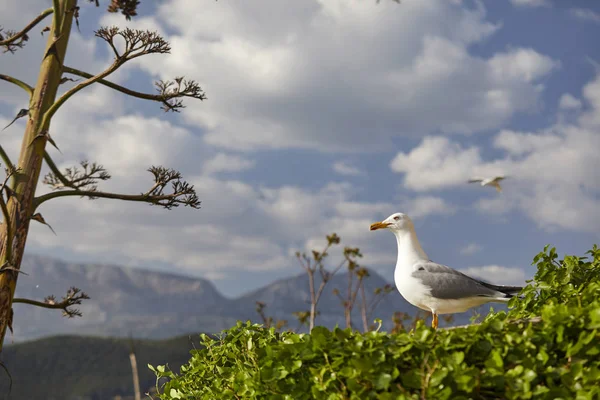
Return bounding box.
[468,178,483,183]
[411,261,506,300]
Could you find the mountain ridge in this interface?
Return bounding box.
[11,253,497,342]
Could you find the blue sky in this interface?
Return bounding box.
[1,0,599,298]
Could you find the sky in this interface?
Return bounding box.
[1,0,599,298]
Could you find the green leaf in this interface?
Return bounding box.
[588,308,600,329]
[375,372,392,390]
[429,368,448,387]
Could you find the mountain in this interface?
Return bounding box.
[10,254,500,342]
[0,334,201,400]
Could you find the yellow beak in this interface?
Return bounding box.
[370,221,391,231]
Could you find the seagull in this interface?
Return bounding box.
[468,176,507,193]
[370,212,522,329]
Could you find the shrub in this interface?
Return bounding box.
[150,245,600,399]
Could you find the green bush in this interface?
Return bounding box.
[150,245,600,399]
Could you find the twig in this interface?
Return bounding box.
[43,159,110,191]
[35,188,186,206]
[43,151,75,188]
[34,166,200,210]
[13,287,89,318]
[62,66,206,111]
[0,74,33,97]
[0,8,53,50]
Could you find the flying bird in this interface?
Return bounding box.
[468,176,507,192]
[370,212,522,329]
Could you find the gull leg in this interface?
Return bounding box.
[432,312,438,329]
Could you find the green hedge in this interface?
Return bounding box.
[150,245,600,399]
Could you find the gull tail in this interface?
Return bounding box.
[481,282,523,298]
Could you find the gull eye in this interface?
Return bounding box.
[394,216,400,221]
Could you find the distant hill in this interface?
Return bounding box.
[0,334,202,400]
[10,254,500,342]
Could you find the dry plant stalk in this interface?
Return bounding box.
[0,0,204,353]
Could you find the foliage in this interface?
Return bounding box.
[151,245,600,399]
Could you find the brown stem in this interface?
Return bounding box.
[0,0,78,352]
[62,66,180,103]
[129,344,141,400]
[307,269,316,331]
[13,297,65,310]
[33,188,186,209]
[0,8,53,47]
[42,151,75,189]
[359,282,368,332]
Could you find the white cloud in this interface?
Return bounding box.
[203,153,256,175]
[94,0,557,152]
[570,8,600,23]
[493,129,562,156]
[332,161,364,176]
[389,136,496,191]
[459,243,482,255]
[390,73,600,233]
[510,0,549,7]
[488,48,558,83]
[459,265,528,286]
[402,196,456,218]
[558,93,582,110]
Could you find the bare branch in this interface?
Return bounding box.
[0,74,33,97]
[34,166,200,210]
[94,26,170,60]
[0,8,53,52]
[43,159,110,191]
[0,147,15,177]
[63,66,206,112]
[43,151,74,189]
[13,287,90,318]
[43,27,204,125]
[155,78,206,112]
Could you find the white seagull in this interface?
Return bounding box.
[370,212,522,329]
[468,176,507,193]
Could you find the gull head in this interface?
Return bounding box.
[370,212,414,233]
